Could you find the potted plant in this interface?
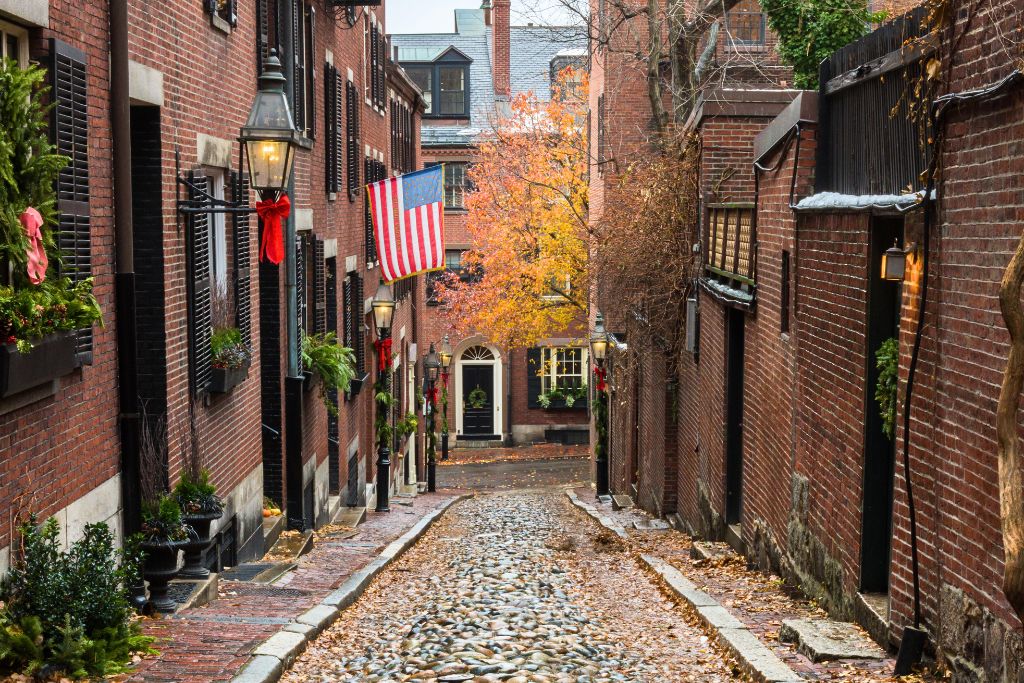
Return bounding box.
[139,495,192,613]
[302,332,356,415]
[0,62,103,400]
[209,327,251,393]
[174,469,224,579]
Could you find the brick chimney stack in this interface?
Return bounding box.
[491,0,511,97]
[481,0,492,26]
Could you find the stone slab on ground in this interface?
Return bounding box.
[127,491,469,683]
[611,494,634,510]
[779,618,887,662]
[692,540,740,562]
[633,518,670,530]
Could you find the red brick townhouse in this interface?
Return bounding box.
[391,1,589,447]
[0,0,118,575]
[1,0,425,580]
[597,0,1024,675]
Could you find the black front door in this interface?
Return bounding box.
[462,365,494,435]
[725,308,746,526]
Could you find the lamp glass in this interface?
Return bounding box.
[881,246,906,281]
[240,51,299,193]
[371,281,396,334]
[590,313,609,363]
[439,336,453,370]
[245,138,295,193]
[425,348,441,382]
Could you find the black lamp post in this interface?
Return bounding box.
[372,280,396,512]
[590,312,610,498]
[424,344,441,492]
[438,335,453,462]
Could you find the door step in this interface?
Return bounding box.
[725,523,745,555]
[854,591,891,649]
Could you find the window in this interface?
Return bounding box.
[391,99,415,174]
[705,204,755,285]
[0,21,28,66]
[439,162,468,209]
[206,168,229,299]
[399,54,470,118]
[541,347,587,393]
[444,249,463,270]
[406,66,432,114]
[292,1,315,138]
[206,0,238,29]
[438,66,466,116]
[726,10,766,46]
[365,17,387,110]
[343,271,366,392]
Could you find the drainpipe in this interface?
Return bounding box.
[279,0,305,531]
[110,0,141,537]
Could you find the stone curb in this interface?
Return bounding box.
[564,490,803,683]
[231,493,473,683]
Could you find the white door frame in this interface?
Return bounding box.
[454,342,503,439]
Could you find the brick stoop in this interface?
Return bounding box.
[127,492,471,683]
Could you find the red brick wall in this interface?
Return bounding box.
[0,1,119,552]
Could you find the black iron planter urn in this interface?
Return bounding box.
[209,361,250,394]
[179,511,223,579]
[0,331,77,399]
[140,539,188,612]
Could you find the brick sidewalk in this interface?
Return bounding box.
[127,492,466,683]
[439,443,589,466]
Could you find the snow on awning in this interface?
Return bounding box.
[795,190,929,212]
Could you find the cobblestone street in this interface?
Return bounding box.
[281,475,738,682]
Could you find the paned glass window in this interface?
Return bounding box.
[541,347,587,393]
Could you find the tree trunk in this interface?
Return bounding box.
[647,0,668,134]
[998,229,1024,621]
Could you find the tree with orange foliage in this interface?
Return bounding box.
[433,69,589,350]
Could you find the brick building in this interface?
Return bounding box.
[596,0,1024,676]
[391,1,589,448]
[1,0,426,578]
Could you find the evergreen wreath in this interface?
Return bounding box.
[467,386,488,409]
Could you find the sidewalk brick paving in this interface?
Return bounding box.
[127,492,465,683]
[570,486,932,682]
[440,443,588,466]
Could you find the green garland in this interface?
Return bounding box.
[594,387,608,465]
[760,0,887,88]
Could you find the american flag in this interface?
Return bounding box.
[367,165,446,283]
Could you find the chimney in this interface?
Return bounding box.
[481,0,492,26]
[492,0,511,97]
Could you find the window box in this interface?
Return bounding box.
[0,332,77,399]
[539,394,588,411]
[209,360,250,394]
[302,368,320,393]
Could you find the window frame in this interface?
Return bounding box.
[399,57,471,119]
[725,10,767,47]
[540,347,588,394]
[0,20,29,66]
[205,168,229,298]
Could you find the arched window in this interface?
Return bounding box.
[462,345,495,361]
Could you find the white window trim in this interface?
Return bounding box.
[205,168,228,297]
[0,20,29,66]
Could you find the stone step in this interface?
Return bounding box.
[779,618,887,662]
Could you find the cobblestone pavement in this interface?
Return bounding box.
[281,490,741,683]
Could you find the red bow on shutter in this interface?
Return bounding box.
[19,207,48,285]
[594,366,608,392]
[375,337,392,372]
[256,193,291,265]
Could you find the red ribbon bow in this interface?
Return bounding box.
[594,366,608,392]
[440,370,450,390]
[256,194,291,265]
[375,337,392,372]
[428,385,440,405]
[19,207,47,284]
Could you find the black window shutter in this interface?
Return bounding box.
[527,348,543,408]
[187,171,213,395]
[232,171,253,349]
[292,0,304,134]
[377,30,387,109]
[364,157,376,263]
[342,275,353,350]
[313,237,326,334]
[353,274,365,380]
[370,26,379,106]
[228,0,238,26]
[52,39,93,363]
[346,80,359,199]
[306,4,316,139]
[256,0,269,74]
[324,64,336,192]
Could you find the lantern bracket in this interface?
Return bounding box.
[174,148,275,215]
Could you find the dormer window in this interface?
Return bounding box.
[400,47,471,118]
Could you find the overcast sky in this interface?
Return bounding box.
[386,0,582,34]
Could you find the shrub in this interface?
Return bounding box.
[302,332,357,415]
[210,326,250,369]
[174,468,224,516]
[875,336,899,439]
[0,517,156,679]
